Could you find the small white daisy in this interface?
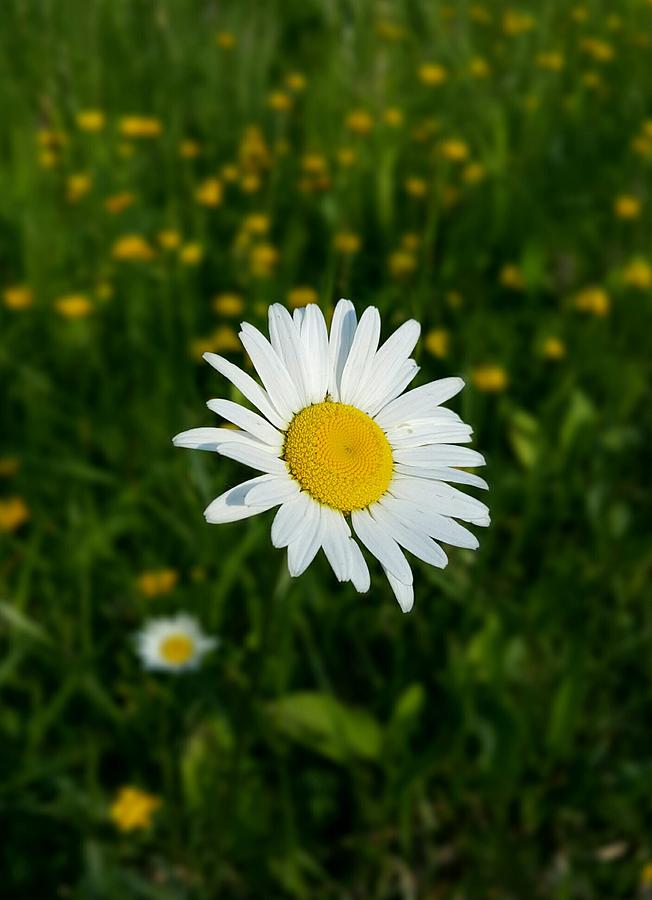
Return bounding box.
[135,614,217,672]
[173,300,489,612]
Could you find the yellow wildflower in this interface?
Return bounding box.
[418,63,448,86]
[179,139,201,159]
[469,57,490,78]
[0,497,29,532]
[333,231,361,254]
[389,250,417,278]
[536,51,565,71]
[179,243,203,266]
[112,235,155,262]
[472,365,509,392]
[137,568,178,597]
[157,230,182,250]
[267,91,292,111]
[502,10,535,35]
[345,110,374,135]
[250,244,279,278]
[240,173,261,193]
[110,787,160,833]
[76,109,106,132]
[641,862,652,887]
[383,107,404,127]
[424,328,450,358]
[500,264,525,290]
[580,38,614,63]
[66,173,91,203]
[622,258,652,289]
[104,192,135,215]
[286,72,307,92]
[614,194,641,220]
[3,285,33,310]
[402,233,421,252]
[405,177,428,198]
[211,325,240,353]
[287,286,318,309]
[336,147,357,167]
[195,178,223,207]
[541,337,566,359]
[243,213,270,235]
[55,295,92,318]
[376,20,404,41]
[463,162,486,184]
[239,126,270,172]
[439,139,470,162]
[575,286,610,316]
[221,163,239,181]
[215,31,236,49]
[212,293,244,316]
[119,116,162,138]
[470,5,493,24]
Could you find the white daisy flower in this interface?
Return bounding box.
[173,300,489,612]
[135,614,217,672]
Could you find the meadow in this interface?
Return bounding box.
[1,0,652,897]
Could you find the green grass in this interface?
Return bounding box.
[1,0,652,897]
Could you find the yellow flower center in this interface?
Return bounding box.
[159,633,195,665]
[284,401,393,513]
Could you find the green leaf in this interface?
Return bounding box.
[507,408,539,468]
[268,692,382,763]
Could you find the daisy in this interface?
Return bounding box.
[173,300,489,612]
[135,614,217,672]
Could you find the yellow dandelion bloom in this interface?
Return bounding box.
[405,177,428,198]
[76,109,106,132]
[36,129,66,149]
[239,126,270,172]
[622,258,652,289]
[463,162,486,184]
[287,286,318,309]
[179,139,201,159]
[137,568,178,598]
[110,787,160,833]
[191,336,216,361]
[472,365,509,392]
[267,91,292,111]
[575,286,610,316]
[55,295,92,318]
[104,192,135,215]
[470,5,493,24]
[541,337,566,359]
[119,116,162,138]
[211,325,241,353]
[38,149,58,169]
[376,20,405,41]
[439,139,470,162]
[215,31,236,49]
[469,57,490,78]
[502,10,535,35]
[195,178,223,207]
[536,51,565,71]
[345,109,374,135]
[221,163,239,181]
[333,231,361,254]
[212,293,244,316]
[336,147,357,167]
[418,63,448,86]
[66,173,91,203]
[112,235,155,262]
[631,135,652,158]
[401,233,421,252]
[3,285,33,310]
[641,862,652,887]
[580,38,614,62]
[614,194,641,220]
[383,107,404,127]
[157,230,182,250]
[243,213,270,235]
[250,244,279,278]
[424,328,450,358]
[499,264,525,290]
[571,6,589,23]
[0,497,29,532]
[240,173,262,193]
[286,72,307,92]
[389,250,417,278]
[179,243,203,266]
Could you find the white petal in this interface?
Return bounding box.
[393,464,488,490]
[172,426,268,451]
[393,444,486,468]
[293,307,305,328]
[328,299,357,401]
[320,506,352,582]
[351,507,413,584]
[375,378,465,429]
[268,304,309,407]
[382,494,480,550]
[300,304,330,403]
[218,442,287,475]
[206,398,284,449]
[203,352,288,430]
[245,475,299,507]
[287,500,323,576]
[271,492,311,548]
[348,538,371,593]
[361,320,420,412]
[392,477,489,524]
[204,475,275,523]
[386,419,473,448]
[239,324,302,419]
[366,360,420,417]
[386,571,414,613]
[371,501,448,568]
[339,306,381,405]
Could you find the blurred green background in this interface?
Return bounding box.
[1,0,652,897]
